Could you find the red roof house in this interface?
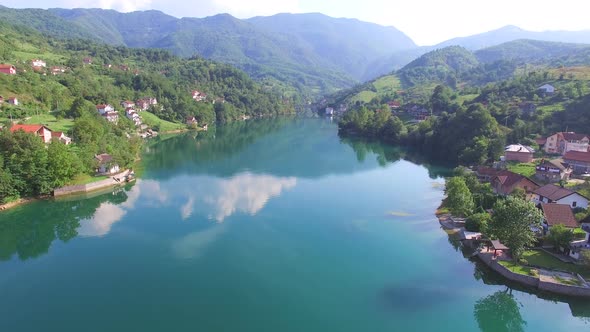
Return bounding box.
[10,124,53,143]
[541,203,578,228]
[0,64,17,75]
[563,151,590,174]
[491,170,539,196]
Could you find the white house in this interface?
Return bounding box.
[96,104,115,115]
[8,97,18,105]
[95,154,120,174]
[102,111,119,123]
[325,107,334,116]
[125,108,141,126]
[192,90,207,101]
[51,131,72,145]
[538,84,555,95]
[31,59,46,68]
[533,184,589,209]
[121,100,135,109]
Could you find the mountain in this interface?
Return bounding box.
[246,13,416,81]
[0,7,413,97]
[435,25,590,50]
[475,39,590,64]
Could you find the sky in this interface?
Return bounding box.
[1,0,590,45]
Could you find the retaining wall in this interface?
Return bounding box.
[539,280,590,297]
[478,253,539,287]
[54,170,130,197]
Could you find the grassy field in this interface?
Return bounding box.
[456,93,479,104]
[506,162,537,177]
[349,90,377,104]
[23,113,75,132]
[498,260,536,276]
[522,250,590,279]
[537,102,566,116]
[68,174,109,185]
[373,75,401,95]
[548,67,590,81]
[141,111,185,132]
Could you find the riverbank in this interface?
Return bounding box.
[53,170,133,197]
[436,208,590,297]
[0,197,39,211]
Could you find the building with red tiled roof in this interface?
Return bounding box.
[10,124,53,143]
[0,64,16,75]
[533,184,588,209]
[563,150,590,174]
[491,170,539,196]
[541,203,578,229]
[51,131,72,145]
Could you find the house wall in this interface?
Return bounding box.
[41,128,52,143]
[505,151,533,163]
[557,194,589,209]
[565,159,590,174]
[545,134,559,154]
[565,142,589,153]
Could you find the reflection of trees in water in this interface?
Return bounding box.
[474,288,526,332]
[0,187,130,261]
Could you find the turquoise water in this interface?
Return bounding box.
[0,118,588,331]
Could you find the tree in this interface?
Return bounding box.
[547,224,574,252]
[474,289,526,332]
[466,212,491,233]
[47,141,83,187]
[445,177,475,217]
[488,197,543,258]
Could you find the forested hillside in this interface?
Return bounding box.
[0,20,291,203]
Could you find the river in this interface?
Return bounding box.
[0,118,588,331]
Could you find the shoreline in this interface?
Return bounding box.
[435,203,590,298]
[0,197,39,211]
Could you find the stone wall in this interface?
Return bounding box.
[53,170,130,197]
[539,279,590,297]
[478,253,539,287]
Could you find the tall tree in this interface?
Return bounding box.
[445,176,475,217]
[488,196,543,258]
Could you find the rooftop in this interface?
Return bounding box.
[542,203,578,228]
[564,151,590,163]
[534,184,576,201]
[505,144,534,153]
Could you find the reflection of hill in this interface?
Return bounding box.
[0,185,133,261]
[143,118,447,180]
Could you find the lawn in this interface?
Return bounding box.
[349,90,377,104]
[24,113,75,132]
[141,111,185,132]
[522,250,590,279]
[68,174,109,185]
[498,260,536,276]
[506,162,537,177]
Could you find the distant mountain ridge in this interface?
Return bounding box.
[2,5,590,98]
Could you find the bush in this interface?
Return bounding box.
[519,258,529,265]
[466,212,491,232]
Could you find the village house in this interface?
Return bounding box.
[104,64,112,69]
[31,59,46,68]
[544,132,589,155]
[96,104,115,115]
[491,170,539,196]
[125,108,141,126]
[504,144,534,163]
[50,66,66,75]
[95,153,120,174]
[191,90,207,102]
[535,159,570,183]
[51,131,72,145]
[8,97,18,106]
[532,184,589,209]
[475,166,500,182]
[538,84,555,95]
[186,116,198,126]
[10,124,53,143]
[563,150,590,174]
[541,203,578,233]
[102,111,119,123]
[136,97,157,111]
[119,65,129,71]
[388,101,401,111]
[121,100,135,109]
[325,107,334,116]
[83,57,92,65]
[0,64,17,75]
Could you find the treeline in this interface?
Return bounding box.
[339,102,505,165]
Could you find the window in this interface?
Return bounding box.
[573,202,577,207]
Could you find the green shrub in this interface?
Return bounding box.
[465,212,491,232]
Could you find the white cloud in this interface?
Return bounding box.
[61,0,152,12]
[204,173,297,222]
[180,196,195,220]
[171,223,227,259]
[210,0,300,17]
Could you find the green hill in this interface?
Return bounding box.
[398,46,479,87]
[475,39,590,64]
